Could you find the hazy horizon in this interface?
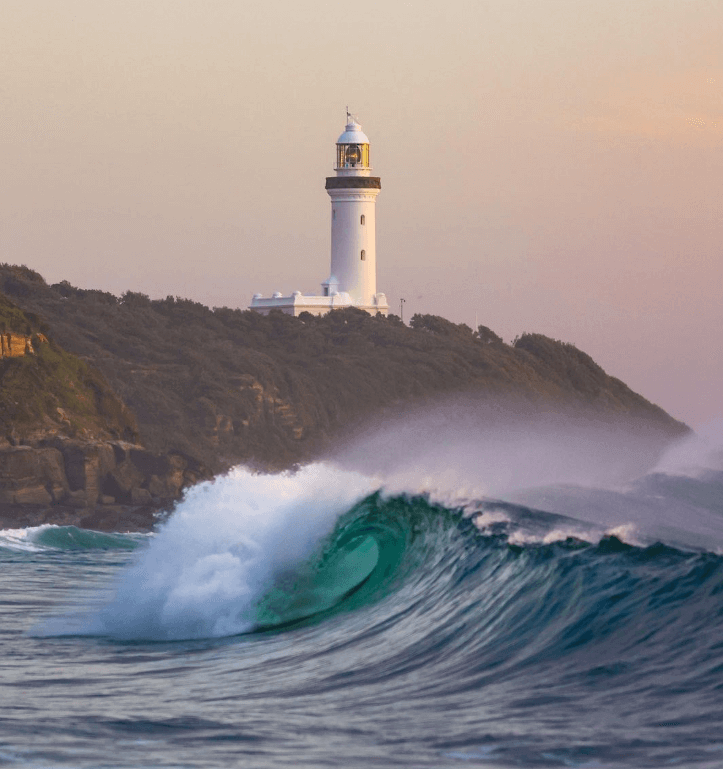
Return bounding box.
[2,0,721,427]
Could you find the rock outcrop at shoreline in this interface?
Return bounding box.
[0,439,206,531]
[0,439,204,507]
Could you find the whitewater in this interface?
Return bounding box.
[2,408,723,768]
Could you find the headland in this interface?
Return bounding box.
[0,264,688,531]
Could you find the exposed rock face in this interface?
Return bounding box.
[0,447,60,505]
[0,440,206,510]
[0,332,38,358]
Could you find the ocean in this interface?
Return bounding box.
[2,414,723,768]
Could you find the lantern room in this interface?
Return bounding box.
[335,112,371,173]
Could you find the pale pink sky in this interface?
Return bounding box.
[1,0,721,427]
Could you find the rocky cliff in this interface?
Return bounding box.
[0,285,209,530]
[0,440,204,507]
[0,439,205,531]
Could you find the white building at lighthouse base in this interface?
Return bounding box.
[250,290,388,318]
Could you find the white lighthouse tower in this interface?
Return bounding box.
[323,111,387,312]
[249,112,388,317]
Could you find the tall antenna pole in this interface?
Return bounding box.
[400,298,406,324]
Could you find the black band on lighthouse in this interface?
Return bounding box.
[325,177,381,190]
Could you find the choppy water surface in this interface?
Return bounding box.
[2,428,723,768]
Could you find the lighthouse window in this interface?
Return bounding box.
[333,209,336,220]
[360,214,365,225]
[361,250,366,261]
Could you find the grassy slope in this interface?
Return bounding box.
[0,289,138,444]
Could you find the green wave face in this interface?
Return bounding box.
[33,526,142,551]
[253,493,449,632]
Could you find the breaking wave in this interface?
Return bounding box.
[22,414,723,767]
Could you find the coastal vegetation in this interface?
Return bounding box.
[0,289,137,445]
[0,263,686,479]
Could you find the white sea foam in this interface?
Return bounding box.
[35,464,375,641]
[471,510,511,529]
[506,523,642,548]
[0,525,53,552]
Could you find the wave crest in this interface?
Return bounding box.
[34,465,375,640]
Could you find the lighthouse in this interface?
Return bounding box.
[250,112,388,317]
[323,111,382,308]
